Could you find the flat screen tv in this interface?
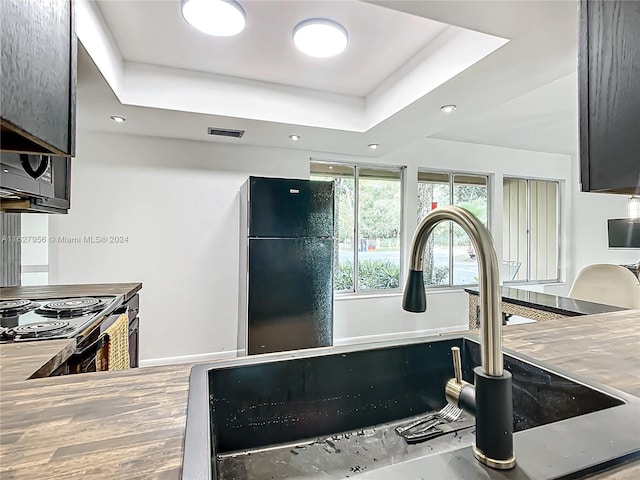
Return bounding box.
[608,219,640,248]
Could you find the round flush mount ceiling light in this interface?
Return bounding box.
[289,134,300,141]
[440,104,457,113]
[368,143,379,150]
[293,19,349,58]
[181,0,246,37]
[110,115,126,123]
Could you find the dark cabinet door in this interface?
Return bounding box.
[248,238,333,354]
[579,0,640,194]
[249,177,334,238]
[1,0,76,156]
[128,316,139,368]
[123,294,139,368]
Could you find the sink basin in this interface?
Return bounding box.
[182,335,640,479]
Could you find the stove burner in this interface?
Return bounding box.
[0,300,32,311]
[13,320,70,336]
[37,297,106,318]
[0,325,12,339]
[0,299,40,317]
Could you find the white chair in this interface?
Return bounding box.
[568,264,640,309]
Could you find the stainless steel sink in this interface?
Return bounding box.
[182,334,640,479]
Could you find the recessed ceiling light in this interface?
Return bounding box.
[181,0,246,37]
[293,19,349,58]
[289,134,300,141]
[368,143,379,150]
[440,105,457,113]
[110,115,126,123]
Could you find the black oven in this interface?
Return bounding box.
[51,304,132,375]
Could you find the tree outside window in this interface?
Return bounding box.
[418,172,489,287]
[311,162,403,293]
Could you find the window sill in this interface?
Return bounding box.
[335,291,402,301]
[503,281,567,288]
[424,286,473,295]
[335,287,471,301]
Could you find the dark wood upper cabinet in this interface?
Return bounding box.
[579,0,640,195]
[0,0,76,157]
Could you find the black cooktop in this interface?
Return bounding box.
[0,296,122,342]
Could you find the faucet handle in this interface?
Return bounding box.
[446,346,475,414]
[451,346,463,384]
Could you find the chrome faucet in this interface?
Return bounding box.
[402,205,516,470]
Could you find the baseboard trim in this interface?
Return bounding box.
[334,325,467,346]
[139,349,240,368]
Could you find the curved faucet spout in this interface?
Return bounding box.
[403,205,515,469]
[402,205,503,377]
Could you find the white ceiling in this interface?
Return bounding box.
[77,0,580,157]
[97,0,449,97]
[432,73,579,156]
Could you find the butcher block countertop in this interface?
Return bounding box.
[1,308,639,479]
[0,282,142,302]
[0,283,143,379]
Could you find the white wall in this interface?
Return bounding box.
[334,290,470,346]
[21,214,49,265]
[49,130,634,365]
[50,131,312,363]
[571,192,636,270]
[542,155,638,297]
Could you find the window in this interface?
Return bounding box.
[20,214,49,285]
[503,178,559,282]
[311,162,403,293]
[417,172,489,286]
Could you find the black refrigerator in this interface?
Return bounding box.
[238,176,334,355]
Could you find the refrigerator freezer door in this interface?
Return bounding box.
[248,177,334,238]
[248,238,333,354]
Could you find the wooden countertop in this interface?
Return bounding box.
[0,310,638,479]
[0,282,142,302]
[0,283,142,378]
[0,339,76,382]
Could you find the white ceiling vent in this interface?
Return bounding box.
[207,127,245,138]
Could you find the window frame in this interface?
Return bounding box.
[20,213,50,286]
[502,176,562,284]
[417,169,491,289]
[311,160,406,296]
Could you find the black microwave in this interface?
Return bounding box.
[0,152,70,214]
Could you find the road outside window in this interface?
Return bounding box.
[311,162,403,293]
[418,172,489,287]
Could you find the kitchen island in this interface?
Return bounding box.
[0,283,143,376]
[465,286,626,329]
[1,308,639,479]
